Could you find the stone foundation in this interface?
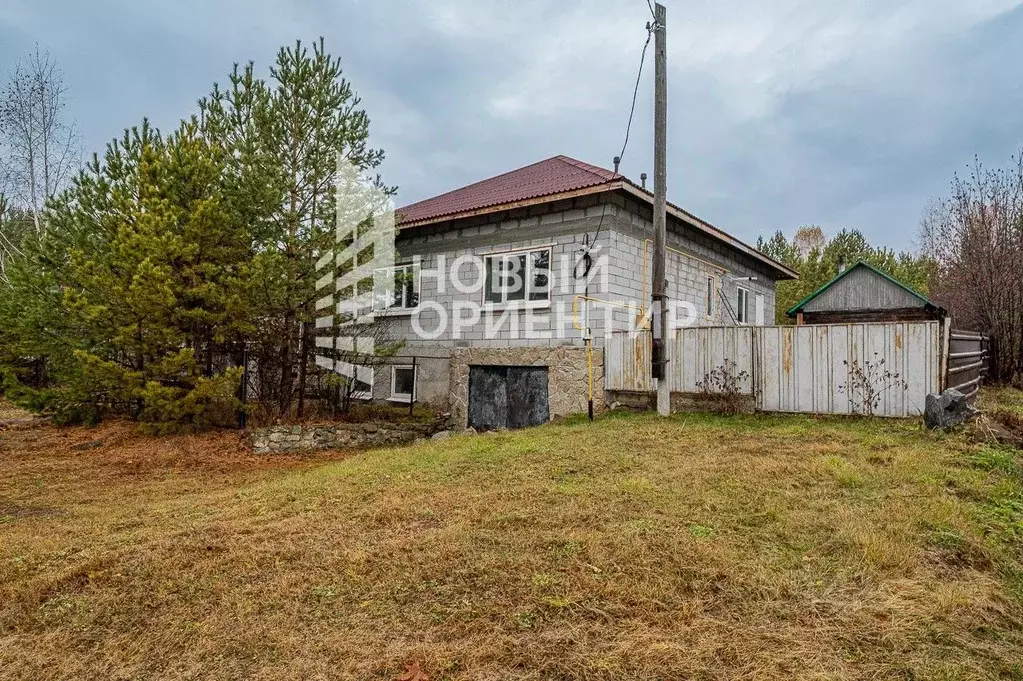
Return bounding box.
[449,345,604,429]
[250,419,445,454]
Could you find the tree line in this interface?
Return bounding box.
[0,39,389,428]
[921,153,1023,386]
[760,147,1023,388]
[756,226,935,325]
[2,40,1021,428]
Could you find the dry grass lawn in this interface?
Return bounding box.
[2,399,1022,680]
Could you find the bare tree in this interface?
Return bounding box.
[0,45,80,233]
[793,225,827,259]
[921,152,1023,385]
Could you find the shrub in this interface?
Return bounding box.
[697,360,752,415]
[839,353,908,417]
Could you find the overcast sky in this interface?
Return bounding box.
[2,0,1021,251]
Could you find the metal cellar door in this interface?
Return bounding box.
[467,366,550,431]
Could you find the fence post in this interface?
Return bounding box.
[409,356,417,417]
[939,317,951,392]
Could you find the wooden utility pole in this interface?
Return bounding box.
[651,2,670,416]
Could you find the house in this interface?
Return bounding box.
[323,155,797,429]
[787,260,945,325]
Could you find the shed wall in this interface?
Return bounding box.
[803,266,925,313]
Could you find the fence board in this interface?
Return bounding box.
[605,321,942,417]
[946,330,989,402]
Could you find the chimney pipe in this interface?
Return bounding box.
[640,172,648,190]
[613,155,621,175]
[837,258,847,274]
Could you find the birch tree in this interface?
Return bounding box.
[0,46,80,232]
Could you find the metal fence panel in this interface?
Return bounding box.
[946,330,988,402]
[606,321,941,417]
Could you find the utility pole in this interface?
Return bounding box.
[651,2,670,416]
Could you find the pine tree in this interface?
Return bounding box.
[200,37,391,418]
[8,119,251,426]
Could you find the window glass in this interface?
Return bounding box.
[485,257,502,303]
[392,366,415,399]
[530,250,551,301]
[737,287,749,324]
[484,248,552,305]
[374,264,419,311]
[504,254,527,302]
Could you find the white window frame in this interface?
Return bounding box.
[706,276,716,319]
[373,262,421,315]
[736,286,750,325]
[481,245,553,310]
[388,365,416,403]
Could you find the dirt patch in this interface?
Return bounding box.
[970,412,1023,449]
[0,419,354,484]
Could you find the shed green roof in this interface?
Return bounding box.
[785,260,935,317]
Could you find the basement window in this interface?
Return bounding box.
[389,365,416,403]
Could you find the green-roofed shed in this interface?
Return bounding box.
[786,260,946,325]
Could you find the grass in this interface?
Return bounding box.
[2,399,1023,679]
[981,386,1023,417]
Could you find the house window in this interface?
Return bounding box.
[736,286,750,324]
[390,365,416,403]
[373,263,420,313]
[483,247,551,306]
[706,277,716,318]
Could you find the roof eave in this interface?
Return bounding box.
[396,179,799,282]
[617,183,799,281]
[395,181,625,230]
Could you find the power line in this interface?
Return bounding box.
[584,21,654,259]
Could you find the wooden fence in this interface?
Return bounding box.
[605,321,943,417]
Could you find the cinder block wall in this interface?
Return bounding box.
[388,193,618,350]
[603,195,778,327]
[366,191,779,415]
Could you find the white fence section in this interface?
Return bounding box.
[605,321,942,417]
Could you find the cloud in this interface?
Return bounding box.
[1,0,1021,251]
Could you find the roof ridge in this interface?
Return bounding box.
[553,155,616,180]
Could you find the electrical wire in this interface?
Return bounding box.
[646,0,656,20]
[577,21,655,276]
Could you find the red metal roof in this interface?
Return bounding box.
[394,154,799,280]
[395,155,617,226]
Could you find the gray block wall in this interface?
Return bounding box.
[604,195,777,327]
[384,194,617,350]
[347,191,781,412]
